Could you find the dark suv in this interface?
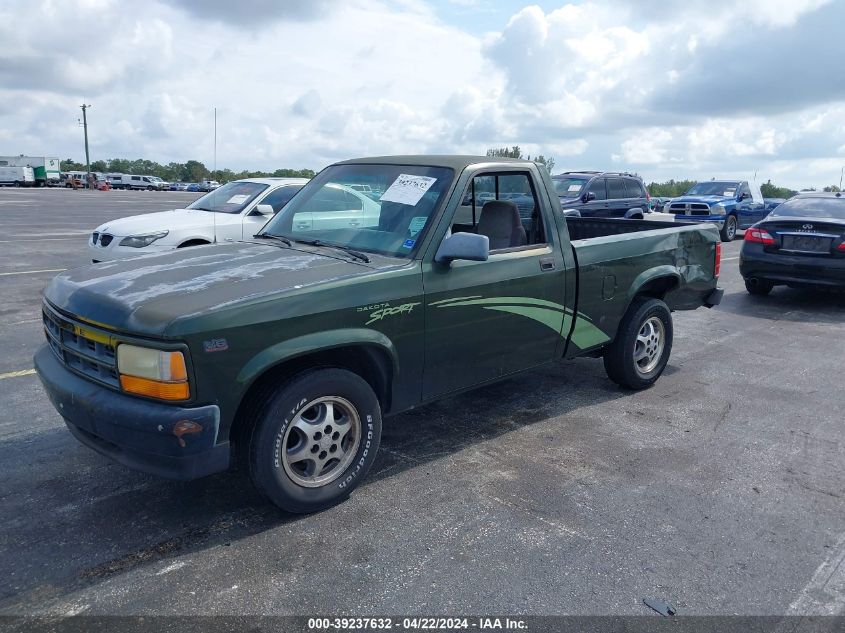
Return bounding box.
[551,171,650,219]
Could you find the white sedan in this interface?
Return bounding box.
[88,178,311,262]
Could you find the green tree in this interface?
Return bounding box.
[90,160,107,172]
[761,180,797,198]
[823,185,841,192]
[183,160,209,182]
[485,146,556,173]
[646,179,697,197]
[60,158,83,170]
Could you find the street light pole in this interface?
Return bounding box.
[80,103,92,187]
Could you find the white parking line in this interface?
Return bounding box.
[788,531,845,615]
[0,237,83,243]
[0,368,36,380]
[0,268,66,276]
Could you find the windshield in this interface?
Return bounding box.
[553,177,588,198]
[261,164,454,258]
[771,197,845,219]
[685,181,740,196]
[187,181,268,214]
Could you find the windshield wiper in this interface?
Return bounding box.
[191,207,215,212]
[253,233,292,246]
[293,238,370,263]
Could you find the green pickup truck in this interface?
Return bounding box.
[35,155,723,512]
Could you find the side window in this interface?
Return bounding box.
[587,178,607,200]
[453,171,546,249]
[606,178,626,199]
[738,183,751,200]
[309,187,354,212]
[624,178,645,199]
[132,176,140,181]
[260,186,302,213]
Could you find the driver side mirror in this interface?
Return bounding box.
[435,232,489,264]
[582,191,596,203]
[255,204,275,216]
[739,192,750,201]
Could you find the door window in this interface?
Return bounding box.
[454,171,547,250]
[606,178,626,200]
[624,178,645,199]
[259,185,303,213]
[587,178,607,200]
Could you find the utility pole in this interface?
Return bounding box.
[213,106,217,175]
[840,166,843,190]
[80,102,92,187]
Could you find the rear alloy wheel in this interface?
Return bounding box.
[604,296,673,390]
[745,278,774,296]
[247,368,382,513]
[720,215,738,242]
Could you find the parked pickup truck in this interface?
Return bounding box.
[35,155,723,513]
[665,180,766,242]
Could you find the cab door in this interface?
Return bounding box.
[421,167,568,400]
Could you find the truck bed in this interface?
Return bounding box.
[565,216,679,240]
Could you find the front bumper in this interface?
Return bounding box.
[34,344,230,480]
[88,239,174,262]
[740,247,845,288]
[673,215,725,227]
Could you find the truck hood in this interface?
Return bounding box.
[44,242,386,337]
[671,195,737,206]
[94,209,234,236]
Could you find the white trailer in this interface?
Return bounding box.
[0,156,60,186]
[0,166,35,186]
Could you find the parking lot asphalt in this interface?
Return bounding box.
[0,188,843,617]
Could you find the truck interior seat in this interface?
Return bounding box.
[477,200,527,250]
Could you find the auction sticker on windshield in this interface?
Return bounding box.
[380,174,436,206]
[227,194,250,205]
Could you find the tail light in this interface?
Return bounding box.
[837,243,845,251]
[745,227,775,245]
[714,242,721,277]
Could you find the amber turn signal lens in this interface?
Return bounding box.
[119,375,190,401]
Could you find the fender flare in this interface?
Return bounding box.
[235,328,400,393]
[626,266,682,304]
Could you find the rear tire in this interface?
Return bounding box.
[745,278,774,296]
[604,296,673,390]
[247,368,382,513]
[720,215,738,242]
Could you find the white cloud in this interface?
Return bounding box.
[0,0,843,189]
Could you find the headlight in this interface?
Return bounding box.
[710,204,726,216]
[119,231,168,248]
[116,344,189,400]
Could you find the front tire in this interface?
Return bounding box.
[247,368,382,513]
[720,215,738,242]
[604,296,673,390]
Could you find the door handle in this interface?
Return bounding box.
[539,257,555,271]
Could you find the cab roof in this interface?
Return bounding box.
[336,155,536,171]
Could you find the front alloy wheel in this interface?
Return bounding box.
[281,396,361,488]
[720,215,737,242]
[247,368,382,513]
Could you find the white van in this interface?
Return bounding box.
[117,174,167,191]
[0,166,35,186]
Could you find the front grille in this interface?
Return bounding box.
[99,234,113,247]
[669,203,712,215]
[43,306,119,388]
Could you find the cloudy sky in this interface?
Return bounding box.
[1,0,844,188]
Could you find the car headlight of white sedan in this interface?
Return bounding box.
[118,231,169,248]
